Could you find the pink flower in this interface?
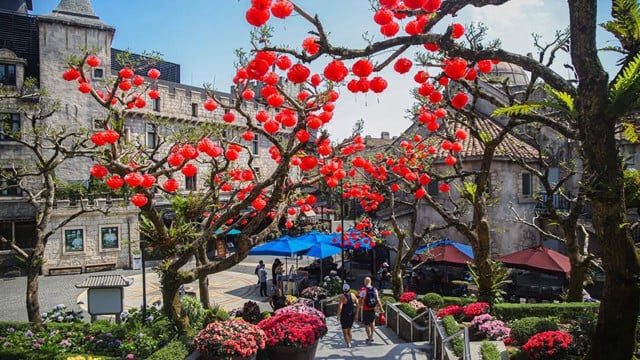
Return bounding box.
[125,354,135,360]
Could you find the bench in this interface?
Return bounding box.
[48,265,83,276]
[84,262,117,273]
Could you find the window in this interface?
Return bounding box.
[427,180,439,196]
[185,174,197,191]
[191,103,198,117]
[92,118,103,130]
[0,170,21,196]
[0,221,36,250]
[152,98,160,111]
[92,68,104,79]
[0,113,20,141]
[0,64,16,86]
[252,134,259,155]
[146,123,157,148]
[522,173,532,196]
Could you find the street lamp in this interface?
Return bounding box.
[340,181,345,283]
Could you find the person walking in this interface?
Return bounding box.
[358,276,384,343]
[337,283,359,348]
[254,260,264,287]
[258,263,268,298]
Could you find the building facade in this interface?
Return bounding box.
[0,0,284,274]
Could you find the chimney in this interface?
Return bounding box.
[381,131,390,140]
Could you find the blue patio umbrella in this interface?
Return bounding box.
[249,235,313,257]
[304,242,343,259]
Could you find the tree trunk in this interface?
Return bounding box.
[474,209,493,301]
[565,230,588,302]
[161,271,190,335]
[26,259,41,325]
[196,249,211,309]
[391,266,403,297]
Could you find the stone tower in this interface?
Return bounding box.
[37,0,115,181]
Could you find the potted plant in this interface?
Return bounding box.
[257,303,327,360]
[193,319,265,360]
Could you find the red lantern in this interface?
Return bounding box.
[426,122,439,132]
[429,91,443,104]
[132,75,145,86]
[181,164,197,177]
[414,187,427,199]
[245,7,270,27]
[267,94,285,108]
[119,67,134,79]
[162,178,179,192]
[455,129,468,140]
[86,55,101,67]
[451,142,463,152]
[78,82,92,94]
[422,0,442,12]
[276,54,292,70]
[451,23,465,39]
[223,111,236,123]
[225,149,239,161]
[103,129,120,144]
[300,156,318,171]
[242,130,255,142]
[287,64,311,84]
[167,152,184,167]
[443,57,468,80]
[394,58,413,74]
[424,43,440,52]
[271,0,293,18]
[373,9,394,25]
[90,132,106,146]
[106,175,124,190]
[306,115,322,130]
[118,80,132,92]
[296,129,310,143]
[141,174,156,188]
[256,110,270,123]
[62,68,80,81]
[241,169,254,181]
[352,59,374,78]
[414,70,430,83]
[90,164,108,179]
[285,220,294,228]
[380,21,400,37]
[242,89,255,100]
[123,172,144,187]
[264,120,280,134]
[247,58,269,79]
[204,98,217,111]
[134,97,146,109]
[310,74,322,87]
[252,197,267,211]
[439,183,451,192]
[451,92,469,109]
[149,89,160,99]
[130,193,148,208]
[179,144,199,160]
[287,207,297,216]
[324,60,349,82]
[444,155,457,166]
[477,59,494,74]
[370,76,388,93]
[419,173,431,185]
[302,37,320,55]
[147,68,161,79]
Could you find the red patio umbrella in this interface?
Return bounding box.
[496,245,571,276]
[412,241,474,266]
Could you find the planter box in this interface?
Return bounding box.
[386,303,429,342]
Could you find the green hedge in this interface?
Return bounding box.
[509,317,558,345]
[441,315,463,357]
[492,302,599,322]
[442,296,477,306]
[146,340,190,360]
[480,340,502,360]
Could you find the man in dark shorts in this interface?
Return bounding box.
[337,283,359,348]
[358,276,384,343]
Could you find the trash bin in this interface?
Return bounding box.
[132,253,142,270]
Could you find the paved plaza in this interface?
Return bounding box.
[0,255,432,359]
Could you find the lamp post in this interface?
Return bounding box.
[340,181,345,282]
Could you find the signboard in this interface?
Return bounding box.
[87,288,123,315]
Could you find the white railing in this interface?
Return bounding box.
[385,303,471,360]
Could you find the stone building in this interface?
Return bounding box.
[0,0,285,274]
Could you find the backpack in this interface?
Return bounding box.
[342,293,355,317]
[365,286,378,308]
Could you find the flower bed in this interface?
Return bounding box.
[193,319,265,359]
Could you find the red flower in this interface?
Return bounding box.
[194,319,265,358]
[399,292,417,303]
[258,307,327,348]
[522,331,572,360]
[462,302,490,319]
[436,305,463,318]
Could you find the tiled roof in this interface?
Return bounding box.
[392,117,539,162]
[75,275,133,288]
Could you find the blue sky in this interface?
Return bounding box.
[31,1,620,141]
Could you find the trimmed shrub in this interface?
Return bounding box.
[480,340,502,360]
[380,295,397,306]
[442,315,464,356]
[442,295,477,306]
[145,339,189,360]
[492,302,599,322]
[509,317,558,345]
[203,305,230,325]
[422,292,444,309]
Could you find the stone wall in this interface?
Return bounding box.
[42,199,140,273]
